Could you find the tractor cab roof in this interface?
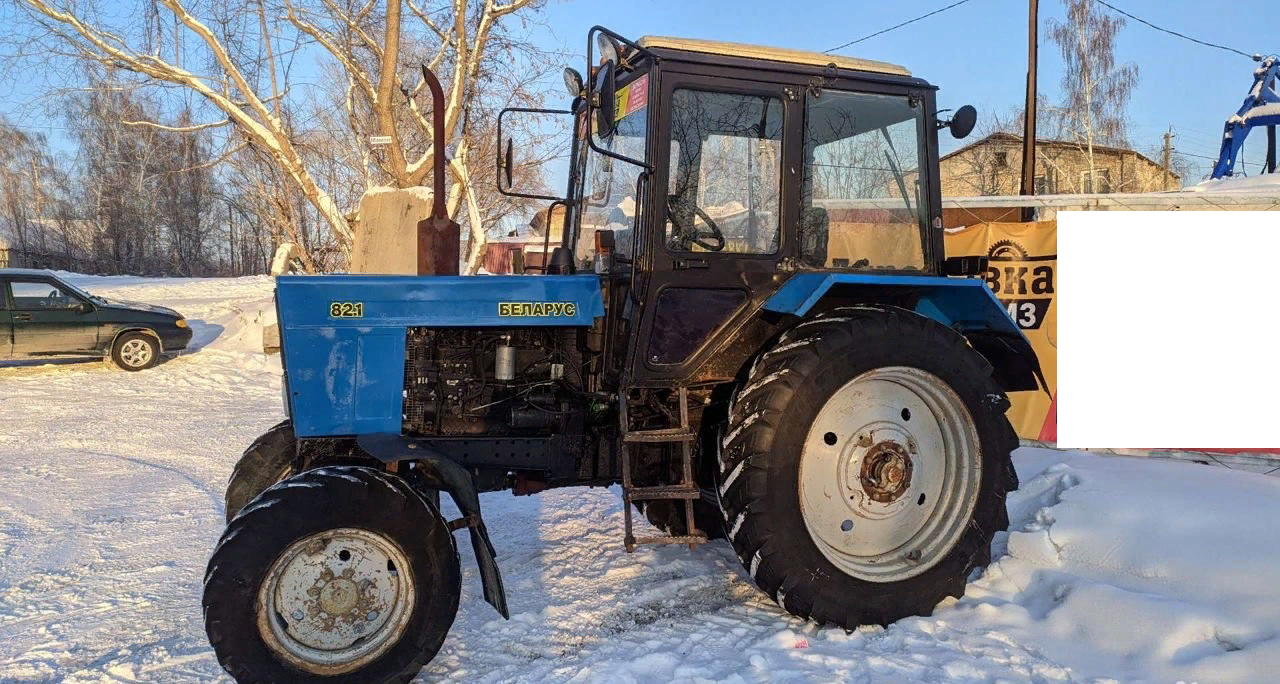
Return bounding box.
[635,35,911,78]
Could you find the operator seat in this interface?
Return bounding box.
[799,206,830,268]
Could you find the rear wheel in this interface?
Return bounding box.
[717,306,1017,627]
[204,466,461,683]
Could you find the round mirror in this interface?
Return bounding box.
[950,104,977,140]
[563,67,584,98]
[596,33,619,65]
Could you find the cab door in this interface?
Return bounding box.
[628,72,799,385]
[9,278,100,354]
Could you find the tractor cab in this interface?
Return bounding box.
[501,28,984,387]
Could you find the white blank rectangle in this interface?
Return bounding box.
[1056,211,1280,449]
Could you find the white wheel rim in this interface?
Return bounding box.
[798,366,981,582]
[256,528,416,675]
[119,339,152,367]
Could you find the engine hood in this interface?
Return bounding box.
[97,298,182,318]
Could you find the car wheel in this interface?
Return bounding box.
[111,332,160,371]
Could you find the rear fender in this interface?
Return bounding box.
[763,273,1046,394]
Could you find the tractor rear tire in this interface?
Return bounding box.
[717,306,1018,628]
[204,466,461,684]
[224,421,374,523]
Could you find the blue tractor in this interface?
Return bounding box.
[203,28,1044,683]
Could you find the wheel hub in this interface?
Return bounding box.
[797,367,982,582]
[859,441,913,503]
[256,528,416,675]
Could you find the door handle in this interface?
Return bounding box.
[673,258,709,270]
[12,313,31,321]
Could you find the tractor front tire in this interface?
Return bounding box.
[224,421,374,523]
[225,421,295,523]
[718,306,1017,628]
[204,466,461,684]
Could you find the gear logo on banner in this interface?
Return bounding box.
[984,239,1055,331]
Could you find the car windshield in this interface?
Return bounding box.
[49,277,100,302]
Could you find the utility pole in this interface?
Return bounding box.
[1020,0,1039,222]
[1162,128,1174,189]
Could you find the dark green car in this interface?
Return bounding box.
[0,269,193,371]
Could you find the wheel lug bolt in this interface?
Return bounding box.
[367,611,379,621]
[292,609,304,620]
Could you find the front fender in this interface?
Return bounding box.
[764,273,1046,393]
[355,434,509,620]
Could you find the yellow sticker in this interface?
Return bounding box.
[614,73,649,122]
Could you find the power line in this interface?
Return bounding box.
[1094,0,1254,60]
[825,0,975,53]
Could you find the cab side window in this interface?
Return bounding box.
[11,281,79,310]
[801,90,927,270]
[666,89,783,254]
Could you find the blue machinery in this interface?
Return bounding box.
[1212,56,1280,179]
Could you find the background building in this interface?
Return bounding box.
[939,132,1181,197]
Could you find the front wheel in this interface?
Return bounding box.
[223,421,374,523]
[111,332,159,371]
[717,306,1018,628]
[203,466,461,683]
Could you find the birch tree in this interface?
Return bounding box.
[1047,0,1139,190]
[11,0,549,271]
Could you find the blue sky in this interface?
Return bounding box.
[2,0,1274,184]
[532,0,1277,182]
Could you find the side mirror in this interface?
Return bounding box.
[502,138,514,189]
[77,302,93,314]
[594,61,617,138]
[948,104,977,140]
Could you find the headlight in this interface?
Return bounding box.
[175,319,188,328]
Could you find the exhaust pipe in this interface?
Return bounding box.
[416,65,461,276]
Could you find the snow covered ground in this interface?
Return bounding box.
[3,275,1279,683]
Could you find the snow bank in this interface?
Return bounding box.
[957,449,1280,683]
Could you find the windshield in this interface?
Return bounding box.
[572,71,650,266]
[54,277,102,302]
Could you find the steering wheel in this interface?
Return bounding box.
[666,194,726,252]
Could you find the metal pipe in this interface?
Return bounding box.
[420,64,448,221]
[1020,0,1039,222]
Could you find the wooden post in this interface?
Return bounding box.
[1020,0,1039,222]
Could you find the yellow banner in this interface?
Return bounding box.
[944,221,1057,440]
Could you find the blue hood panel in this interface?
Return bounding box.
[275,273,604,438]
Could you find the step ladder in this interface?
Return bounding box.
[620,387,708,551]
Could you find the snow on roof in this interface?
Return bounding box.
[1186,173,1280,193]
